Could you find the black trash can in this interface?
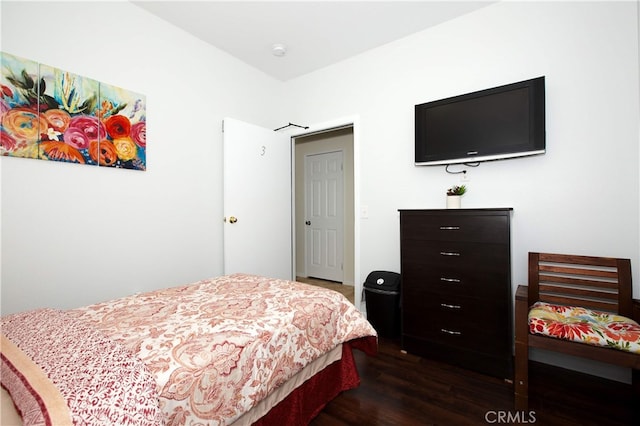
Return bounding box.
[363,271,401,338]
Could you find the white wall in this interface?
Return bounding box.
[282,1,639,380]
[0,1,285,314]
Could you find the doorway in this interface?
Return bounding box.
[294,127,355,285]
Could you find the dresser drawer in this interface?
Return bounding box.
[400,213,508,243]
[402,294,510,356]
[402,274,509,303]
[401,272,508,300]
[401,241,509,272]
[402,288,507,316]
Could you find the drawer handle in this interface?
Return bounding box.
[441,328,462,336]
[439,226,460,230]
[440,251,460,256]
[440,277,461,283]
[440,303,461,309]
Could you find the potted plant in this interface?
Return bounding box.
[446,185,466,209]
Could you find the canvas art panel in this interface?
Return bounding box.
[1,52,41,159]
[37,62,100,165]
[98,84,146,171]
[1,51,146,171]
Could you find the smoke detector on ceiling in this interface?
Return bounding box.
[272,44,287,57]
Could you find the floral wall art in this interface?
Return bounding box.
[1,52,146,170]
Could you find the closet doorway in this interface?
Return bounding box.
[294,127,354,286]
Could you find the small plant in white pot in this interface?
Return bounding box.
[446,185,467,209]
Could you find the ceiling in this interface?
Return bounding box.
[132,1,494,81]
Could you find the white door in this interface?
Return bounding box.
[223,118,292,280]
[305,151,344,282]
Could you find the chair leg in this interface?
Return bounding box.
[514,286,530,410]
[514,340,529,410]
[633,369,640,423]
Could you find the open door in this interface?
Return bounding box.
[223,118,292,280]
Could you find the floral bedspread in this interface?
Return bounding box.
[72,273,377,426]
[528,301,640,354]
[1,308,164,426]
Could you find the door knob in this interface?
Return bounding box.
[229,216,238,224]
[305,220,311,226]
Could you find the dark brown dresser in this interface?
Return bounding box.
[399,208,513,380]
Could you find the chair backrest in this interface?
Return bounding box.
[528,252,633,317]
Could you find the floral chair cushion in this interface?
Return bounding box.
[528,301,640,354]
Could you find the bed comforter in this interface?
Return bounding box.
[1,273,377,425]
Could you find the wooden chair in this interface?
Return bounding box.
[514,252,639,409]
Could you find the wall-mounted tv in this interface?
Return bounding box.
[415,76,545,166]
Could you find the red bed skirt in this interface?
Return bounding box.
[253,336,377,425]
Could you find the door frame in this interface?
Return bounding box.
[289,115,362,310]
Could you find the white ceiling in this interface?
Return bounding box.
[132,1,494,81]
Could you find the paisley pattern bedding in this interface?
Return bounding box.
[528,301,640,354]
[73,273,376,425]
[1,274,377,426]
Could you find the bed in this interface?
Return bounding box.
[1,273,377,425]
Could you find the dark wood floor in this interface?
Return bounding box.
[311,338,637,425]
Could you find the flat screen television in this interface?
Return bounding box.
[415,76,545,166]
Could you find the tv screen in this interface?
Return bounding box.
[415,76,545,166]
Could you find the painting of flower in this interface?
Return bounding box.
[1,52,41,159]
[98,83,146,170]
[1,51,146,171]
[37,63,100,165]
